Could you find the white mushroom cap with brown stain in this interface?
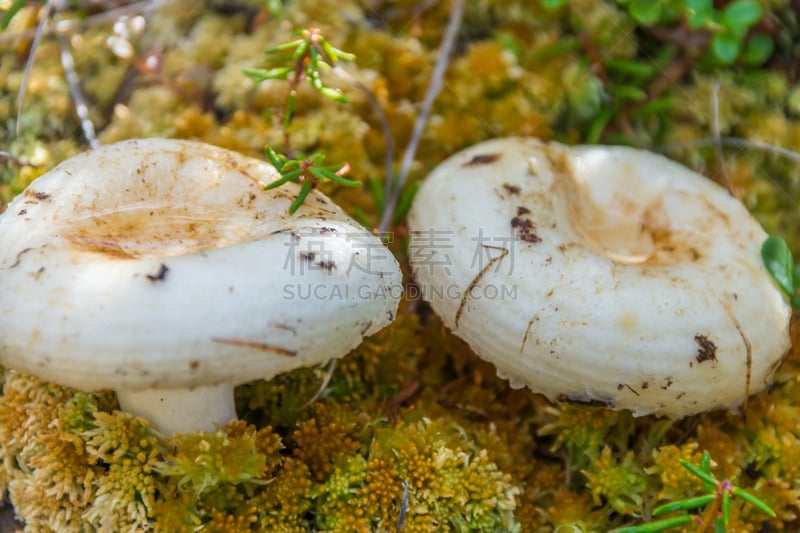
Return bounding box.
[0,138,402,435]
[408,137,791,418]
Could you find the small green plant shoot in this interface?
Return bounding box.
[264,147,358,214]
[244,28,359,214]
[762,235,800,308]
[615,451,776,533]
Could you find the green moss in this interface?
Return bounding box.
[1,0,799,531]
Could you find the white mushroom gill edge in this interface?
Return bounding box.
[0,138,402,435]
[408,136,791,418]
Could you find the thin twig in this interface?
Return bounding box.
[710,82,732,196]
[658,137,800,164]
[15,0,54,137]
[386,377,422,424]
[58,33,99,148]
[302,358,338,408]
[377,0,464,232]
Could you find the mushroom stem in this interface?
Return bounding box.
[115,383,237,435]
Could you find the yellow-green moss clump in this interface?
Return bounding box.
[0,361,521,532]
[1,0,799,531]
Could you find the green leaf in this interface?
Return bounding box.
[722,488,730,526]
[629,0,661,25]
[761,236,795,296]
[700,450,712,472]
[329,174,361,187]
[605,58,656,78]
[612,515,694,533]
[351,207,373,229]
[319,86,349,103]
[264,146,287,169]
[586,107,615,144]
[630,96,674,117]
[289,179,314,214]
[542,0,568,10]
[653,494,716,515]
[680,457,717,486]
[711,34,741,64]
[732,487,777,518]
[319,39,355,62]
[243,66,293,81]
[742,33,774,65]
[264,0,283,18]
[265,168,302,189]
[307,150,327,165]
[699,451,716,493]
[265,39,304,54]
[291,38,310,61]
[1,0,26,29]
[722,0,762,30]
[686,0,713,28]
[529,37,578,61]
[368,175,384,212]
[307,47,321,78]
[611,85,648,102]
[309,166,360,187]
[284,92,296,130]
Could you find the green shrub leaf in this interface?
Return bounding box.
[761,236,795,296]
[722,0,762,30]
[630,0,662,25]
[712,34,741,64]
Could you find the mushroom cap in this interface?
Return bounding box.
[408,137,791,418]
[0,139,401,391]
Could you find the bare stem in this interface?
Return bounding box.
[15,0,54,137]
[378,0,464,233]
[658,137,800,164]
[58,34,99,148]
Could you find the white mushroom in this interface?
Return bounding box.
[0,139,401,434]
[408,137,791,418]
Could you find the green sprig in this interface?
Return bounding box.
[614,451,776,533]
[264,147,360,214]
[245,29,357,214]
[245,27,354,105]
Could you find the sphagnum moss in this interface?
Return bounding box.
[1,0,799,531]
